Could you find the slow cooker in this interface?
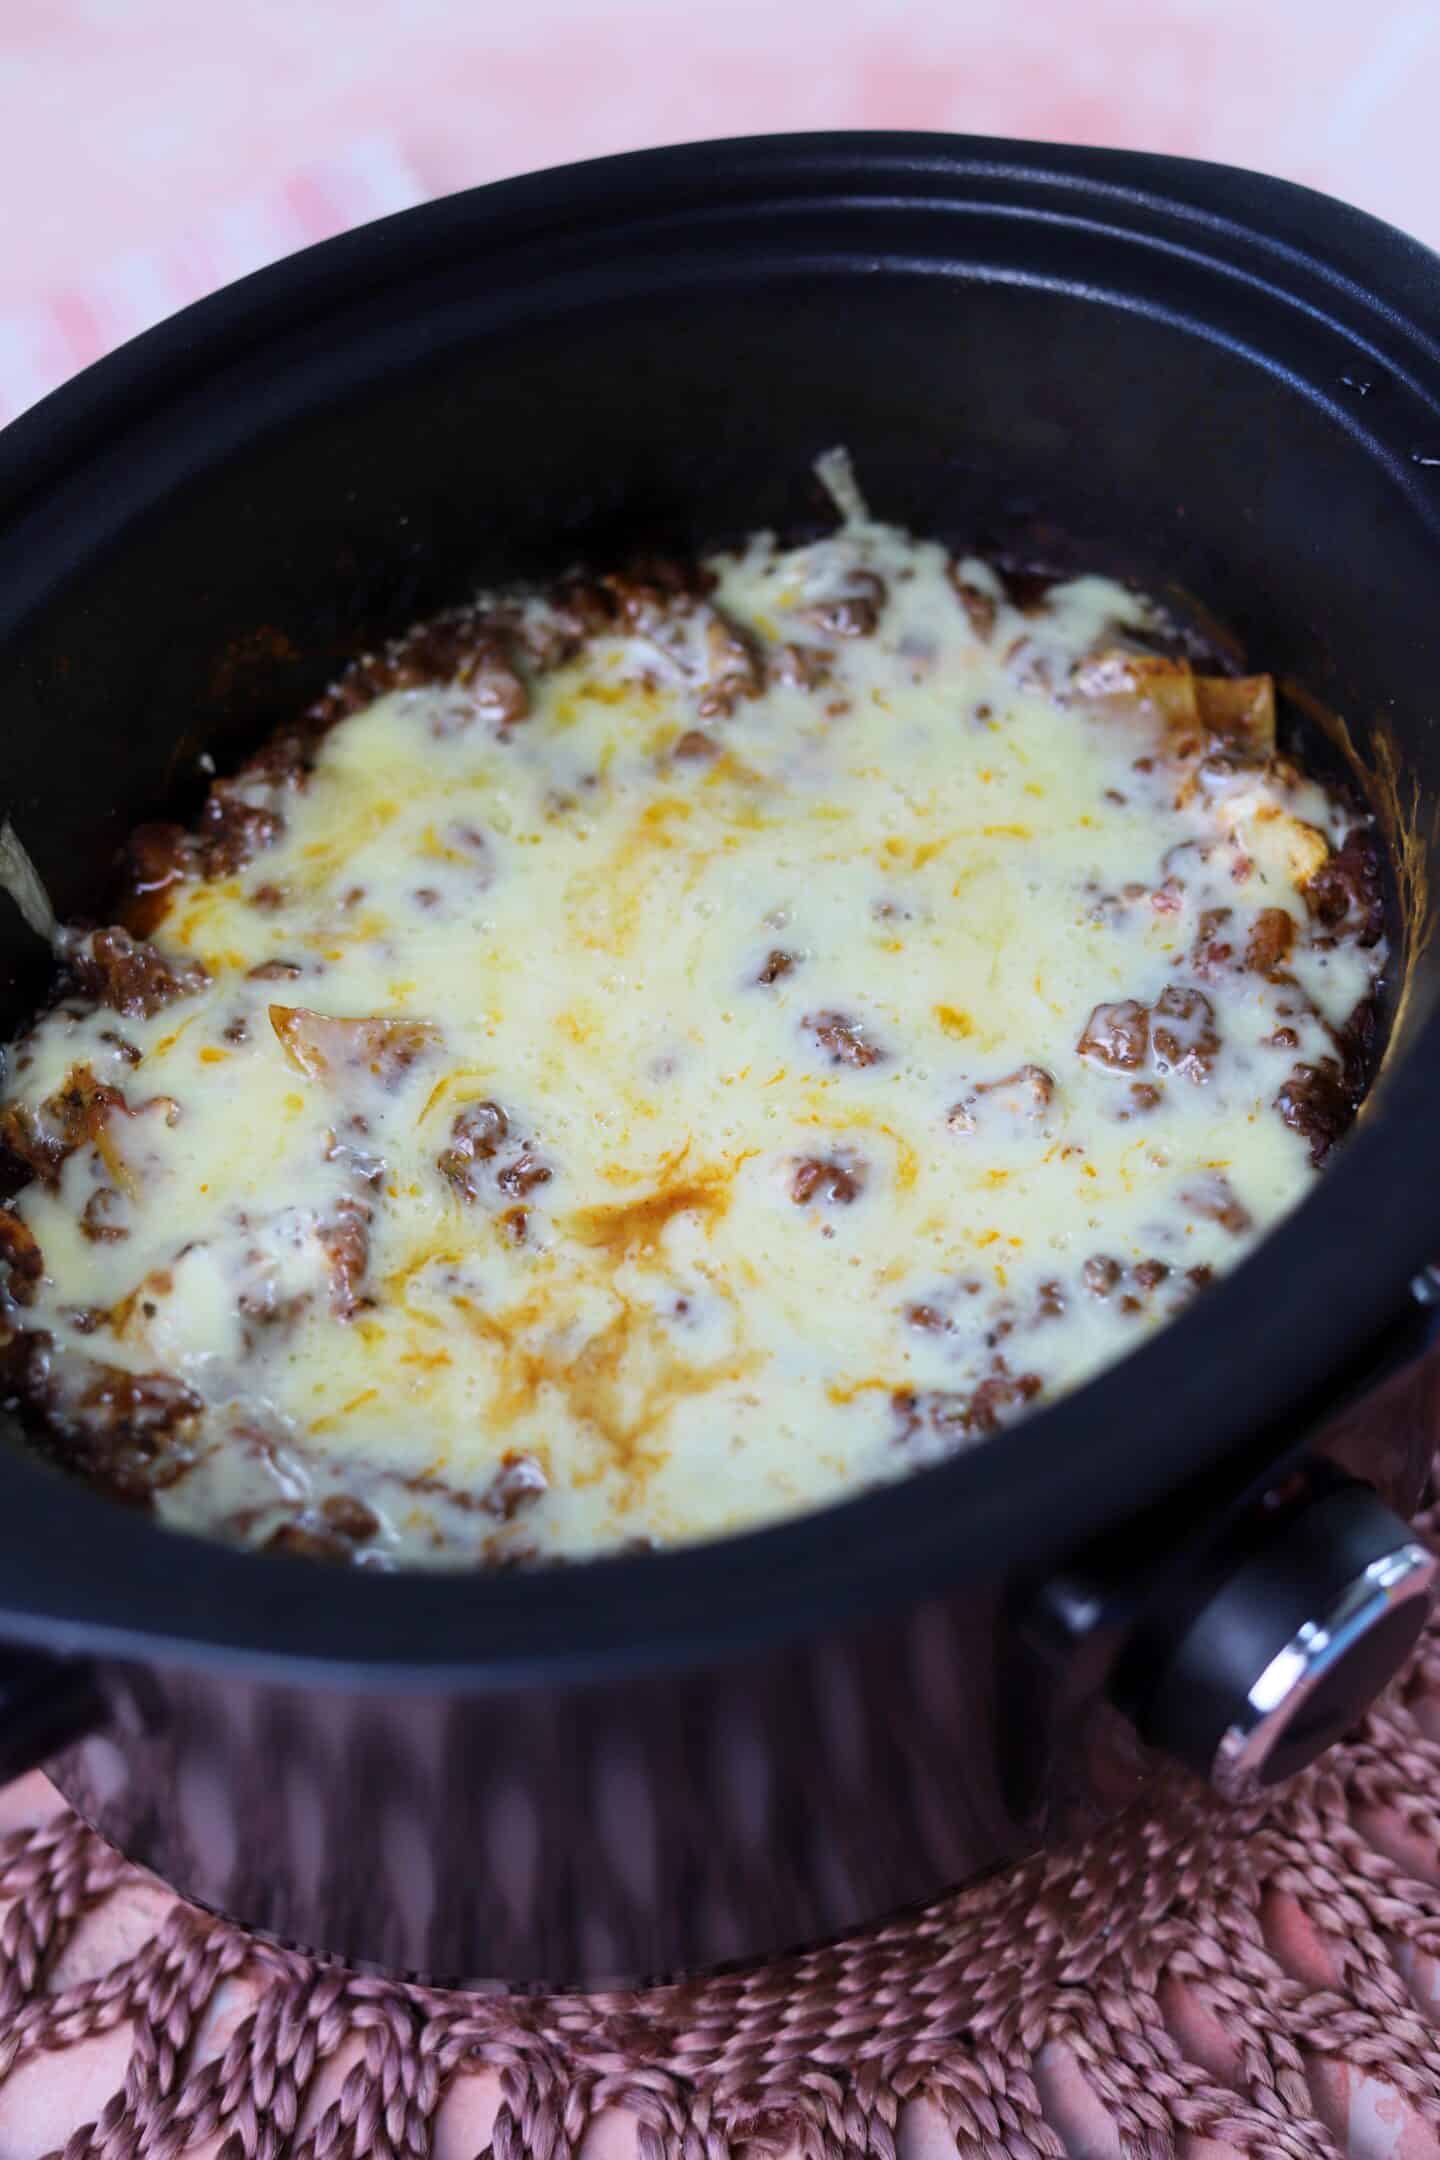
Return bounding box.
[2,132,1440,1983]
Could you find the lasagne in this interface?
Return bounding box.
[0,455,1386,1565]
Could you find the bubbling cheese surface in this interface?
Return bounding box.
[0,470,1385,1566]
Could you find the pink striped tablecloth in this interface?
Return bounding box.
[0,136,426,429]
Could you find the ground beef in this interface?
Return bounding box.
[0,1103,69,1188]
[773,643,831,689]
[318,1197,372,1318]
[0,1208,43,1302]
[321,1494,380,1541]
[1077,999,1150,1071]
[697,614,765,718]
[1191,906,1234,977]
[1245,907,1296,975]
[410,621,521,712]
[482,1451,548,1520]
[1270,986,1376,1165]
[304,608,534,745]
[266,1521,353,1562]
[949,566,998,641]
[949,1063,1056,1134]
[0,1065,128,1187]
[967,1365,1045,1430]
[1181,1172,1253,1234]
[196,782,285,878]
[1304,829,1384,945]
[438,1100,511,1201]
[805,1010,886,1068]
[802,571,887,639]
[80,1188,129,1243]
[454,634,531,733]
[892,1360,1043,1452]
[1150,985,1220,1083]
[66,927,209,1020]
[601,556,709,630]
[555,566,760,718]
[267,1492,381,1563]
[757,949,796,985]
[53,1365,203,1502]
[974,1064,1055,1118]
[236,1270,312,1333]
[496,1149,552,1201]
[234,722,320,792]
[437,1103,549,1208]
[790,1154,866,1206]
[1275,1058,1360,1165]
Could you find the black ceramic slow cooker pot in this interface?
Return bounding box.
[2,131,1440,1985]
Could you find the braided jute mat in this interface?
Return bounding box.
[7,1524,1440,2160]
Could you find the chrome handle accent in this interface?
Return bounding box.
[1210,1538,1436,1798]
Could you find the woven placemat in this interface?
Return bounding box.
[5,1530,1440,2160]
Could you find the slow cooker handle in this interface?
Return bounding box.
[1030,1464,1435,1799]
[0,1649,102,1782]
[1127,1476,1434,1796]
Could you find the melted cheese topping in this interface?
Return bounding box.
[0,483,1384,1566]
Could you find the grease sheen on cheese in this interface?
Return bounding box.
[0,478,1385,1565]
